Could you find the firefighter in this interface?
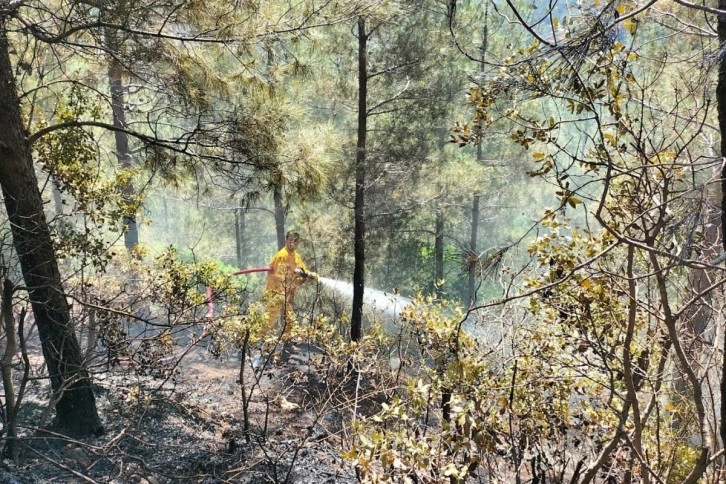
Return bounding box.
[263,230,318,343]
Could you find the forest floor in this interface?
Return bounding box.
[0,341,375,483]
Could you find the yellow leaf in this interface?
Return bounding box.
[623,19,637,34]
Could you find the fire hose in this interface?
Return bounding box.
[206,266,273,318]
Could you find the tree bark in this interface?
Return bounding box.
[467,193,480,307]
[0,32,103,437]
[1,279,18,459]
[475,3,488,162]
[351,16,368,343]
[718,0,726,455]
[273,187,285,249]
[434,205,444,292]
[106,28,139,251]
[235,199,245,268]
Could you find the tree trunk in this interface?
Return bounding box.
[0,32,103,437]
[274,187,285,249]
[351,16,368,343]
[1,279,18,459]
[475,4,488,162]
[434,204,444,293]
[717,0,726,455]
[235,199,245,268]
[467,193,480,307]
[106,29,139,251]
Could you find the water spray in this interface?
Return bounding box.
[317,276,411,322]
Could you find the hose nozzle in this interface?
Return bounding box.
[294,268,318,280]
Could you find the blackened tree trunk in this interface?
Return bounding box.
[351,16,368,343]
[1,279,18,459]
[0,32,103,437]
[717,0,726,455]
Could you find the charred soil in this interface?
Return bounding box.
[0,343,372,483]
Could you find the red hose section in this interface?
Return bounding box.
[204,267,271,323]
[206,286,213,319]
[116,268,275,369]
[230,266,272,276]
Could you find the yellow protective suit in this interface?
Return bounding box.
[263,246,309,337]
